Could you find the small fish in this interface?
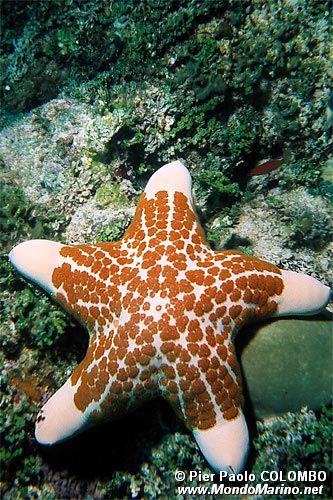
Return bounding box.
[248,158,284,176]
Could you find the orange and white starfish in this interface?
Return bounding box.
[9,161,330,473]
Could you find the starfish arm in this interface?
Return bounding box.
[35,339,137,445]
[9,238,127,333]
[122,160,208,251]
[274,270,331,316]
[144,160,193,201]
[37,325,160,445]
[193,411,249,474]
[9,239,64,295]
[35,377,88,445]
[212,252,330,331]
[35,346,139,445]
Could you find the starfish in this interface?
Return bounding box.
[9,161,330,473]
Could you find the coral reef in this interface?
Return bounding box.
[214,179,332,287]
[252,406,333,499]
[0,353,53,499]
[2,0,331,198]
[0,0,332,497]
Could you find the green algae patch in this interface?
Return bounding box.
[239,313,332,418]
[321,157,333,184]
[95,183,130,209]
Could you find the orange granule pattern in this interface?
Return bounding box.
[52,190,283,430]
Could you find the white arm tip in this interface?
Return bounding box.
[193,411,249,473]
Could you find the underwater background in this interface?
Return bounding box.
[0,0,332,498]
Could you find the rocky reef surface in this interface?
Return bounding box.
[1,0,332,498]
